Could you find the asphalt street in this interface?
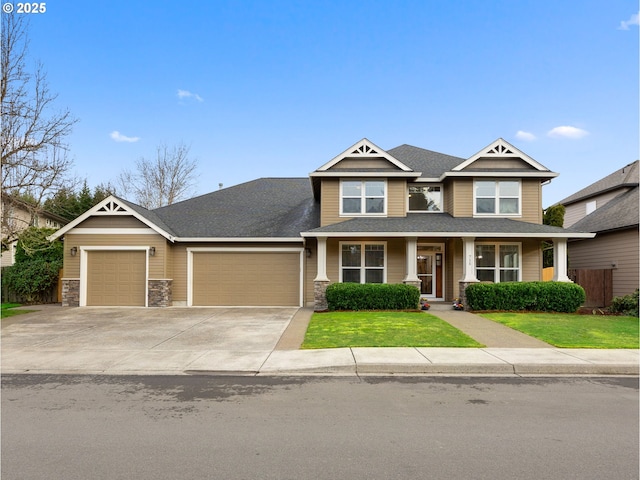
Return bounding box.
[2,375,638,480]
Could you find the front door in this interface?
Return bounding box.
[417,248,443,300]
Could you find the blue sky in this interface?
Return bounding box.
[20,0,639,207]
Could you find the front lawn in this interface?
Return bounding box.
[301,311,484,349]
[1,303,35,318]
[480,312,639,349]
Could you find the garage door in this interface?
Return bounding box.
[192,251,300,306]
[87,251,146,306]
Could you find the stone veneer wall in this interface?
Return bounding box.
[62,279,80,307]
[148,279,172,307]
[314,280,330,311]
[457,281,478,311]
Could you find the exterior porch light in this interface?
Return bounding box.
[149,247,156,256]
[305,248,312,258]
[70,246,77,256]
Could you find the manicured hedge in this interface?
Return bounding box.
[465,282,586,313]
[325,283,421,311]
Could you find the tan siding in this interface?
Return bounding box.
[568,229,639,297]
[63,233,168,279]
[75,216,149,228]
[387,180,407,217]
[332,158,399,169]
[304,238,318,306]
[387,238,405,283]
[449,239,463,299]
[520,180,542,223]
[320,179,341,226]
[464,158,532,169]
[443,181,454,215]
[522,238,542,281]
[452,179,473,217]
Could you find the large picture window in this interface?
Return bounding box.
[340,243,385,283]
[474,180,520,215]
[475,243,520,282]
[341,180,386,215]
[408,185,442,212]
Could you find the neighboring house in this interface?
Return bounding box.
[1,192,68,266]
[49,138,594,309]
[558,160,639,301]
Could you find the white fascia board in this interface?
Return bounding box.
[300,231,596,239]
[47,195,176,242]
[441,171,558,180]
[309,171,422,178]
[454,138,551,172]
[315,138,413,172]
[176,237,304,242]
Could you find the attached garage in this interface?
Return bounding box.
[190,249,302,306]
[86,250,147,306]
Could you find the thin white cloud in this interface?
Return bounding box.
[547,126,589,139]
[110,131,140,143]
[618,12,639,30]
[177,89,204,102]
[515,130,536,141]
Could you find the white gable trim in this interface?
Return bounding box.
[316,138,413,172]
[48,195,176,242]
[453,138,550,172]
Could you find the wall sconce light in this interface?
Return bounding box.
[149,247,156,256]
[305,248,312,258]
[70,247,77,257]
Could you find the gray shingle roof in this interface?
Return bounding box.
[304,213,584,236]
[113,196,177,237]
[557,161,639,205]
[387,144,465,178]
[568,187,639,233]
[152,178,319,238]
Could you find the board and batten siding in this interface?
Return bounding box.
[568,228,639,298]
[63,232,168,279]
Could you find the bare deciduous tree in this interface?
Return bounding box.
[116,142,198,209]
[1,14,78,238]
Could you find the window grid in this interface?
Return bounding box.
[474,180,520,216]
[475,243,521,283]
[340,243,385,284]
[341,180,386,215]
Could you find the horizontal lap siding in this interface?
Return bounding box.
[521,180,542,224]
[75,216,149,228]
[63,233,168,279]
[568,229,639,297]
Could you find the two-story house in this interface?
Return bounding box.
[50,138,594,309]
[558,160,639,302]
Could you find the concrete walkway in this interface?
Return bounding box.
[1,305,638,376]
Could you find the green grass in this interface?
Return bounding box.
[1,303,35,318]
[301,311,484,349]
[480,312,639,349]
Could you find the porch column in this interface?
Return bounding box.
[552,238,572,282]
[460,237,478,282]
[403,237,420,283]
[314,236,330,311]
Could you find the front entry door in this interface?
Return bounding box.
[417,249,443,299]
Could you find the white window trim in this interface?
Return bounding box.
[339,241,387,283]
[407,183,443,213]
[475,242,522,283]
[340,179,387,217]
[473,179,521,217]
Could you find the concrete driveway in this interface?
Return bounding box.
[1,306,298,375]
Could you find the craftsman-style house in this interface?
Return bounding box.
[50,138,594,309]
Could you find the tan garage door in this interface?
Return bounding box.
[87,251,146,306]
[192,251,300,306]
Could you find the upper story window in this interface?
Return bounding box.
[474,180,520,216]
[408,185,442,212]
[341,180,386,215]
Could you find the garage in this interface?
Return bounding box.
[87,251,147,306]
[191,250,301,306]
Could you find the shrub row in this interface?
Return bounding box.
[465,282,586,313]
[609,289,639,317]
[325,283,420,311]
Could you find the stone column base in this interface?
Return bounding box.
[458,281,479,311]
[148,279,172,307]
[314,280,331,311]
[62,279,80,307]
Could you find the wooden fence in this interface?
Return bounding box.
[568,268,613,308]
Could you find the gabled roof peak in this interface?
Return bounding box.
[453,138,550,172]
[315,138,413,172]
